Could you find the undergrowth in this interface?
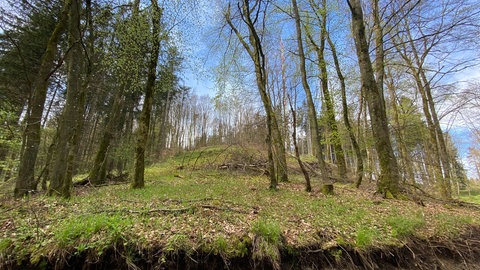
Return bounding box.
[1,146,479,268]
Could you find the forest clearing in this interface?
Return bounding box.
[1,146,480,269]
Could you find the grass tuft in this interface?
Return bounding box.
[54,214,132,253]
[251,218,282,267]
[355,226,379,248]
[252,218,282,244]
[387,213,425,239]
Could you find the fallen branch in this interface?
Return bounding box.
[93,207,193,215]
[92,201,251,216]
[200,204,250,214]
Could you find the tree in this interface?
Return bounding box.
[14,0,70,197]
[291,0,327,177]
[48,0,82,198]
[224,0,288,189]
[132,0,163,188]
[304,0,347,180]
[347,0,401,196]
[326,28,364,188]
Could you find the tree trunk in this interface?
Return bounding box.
[326,31,364,187]
[316,0,347,179]
[48,0,83,198]
[15,0,71,197]
[347,0,400,196]
[291,0,327,176]
[89,89,124,185]
[225,1,288,188]
[132,0,162,189]
[288,93,311,192]
[385,68,415,185]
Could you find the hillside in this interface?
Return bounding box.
[1,146,480,269]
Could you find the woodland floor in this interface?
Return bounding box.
[1,145,480,269]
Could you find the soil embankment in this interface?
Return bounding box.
[6,226,480,270]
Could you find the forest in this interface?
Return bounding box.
[1,0,480,269]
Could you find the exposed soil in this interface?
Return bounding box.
[5,226,480,270]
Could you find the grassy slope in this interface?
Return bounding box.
[1,146,479,267]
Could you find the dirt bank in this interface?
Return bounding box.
[4,226,479,270]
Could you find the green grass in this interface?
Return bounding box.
[460,194,480,204]
[386,212,425,239]
[1,146,480,267]
[53,214,132,251]
[252,218,282,244]
[355,226,379,248]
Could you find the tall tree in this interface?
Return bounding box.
[347,0,401,196]
[291,0,327,176]
[48,0,83,198]
[326,30,364,188]
[14,0,71,197]
[305,0,347,180]
[132,0,163,188]
[225,0,288,189]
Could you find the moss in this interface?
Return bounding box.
[321,184,334,195]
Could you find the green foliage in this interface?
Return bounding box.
[433,213,474,236]
[329,248,343,261]
[0,238,13,253]
[459,186,480,203]
[387,213,425,239]
[355,226,379,248]
[460,195,480,204]
[53,214,132,254]
[251,218,282,265]
[212,236,228,255]
[0,107,21,178]
[252,218,282,244]
[165,234,189,254]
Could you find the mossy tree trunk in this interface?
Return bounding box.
[305,0,347,180]
[326,31,364,188]
[291,0,327,177]
[89,89,124,185]
[132,0,162,189]
[347,0,401,197]
[14,0,71,197]
[48,0,83,198]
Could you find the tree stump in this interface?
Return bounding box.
[321,184,334,195]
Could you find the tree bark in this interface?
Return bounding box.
[132,0,162,189]
[15,0,71,197]
[291,0,327,176]
[347,0,401,196]
[48,0,83,198]
[326,31,364,188]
